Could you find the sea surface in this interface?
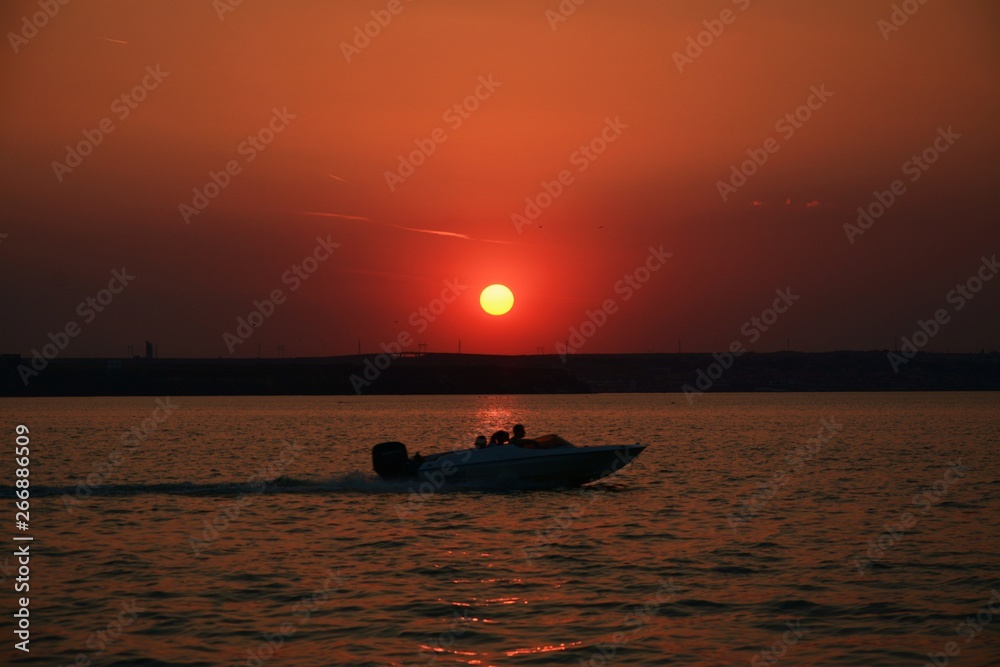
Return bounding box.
[0,393,998,667]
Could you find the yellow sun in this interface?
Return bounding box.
[480,284,514,316]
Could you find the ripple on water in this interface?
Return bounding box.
[7,393,1000,667]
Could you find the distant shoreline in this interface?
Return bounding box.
[2,351,998,397]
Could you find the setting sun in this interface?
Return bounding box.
[480,284,514,316]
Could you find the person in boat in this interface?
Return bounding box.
[511,424,538,448]
[474,435,488,449]
[488,430,509,446]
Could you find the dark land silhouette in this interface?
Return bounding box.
[2,351,998,397]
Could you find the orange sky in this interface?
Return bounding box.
[1,0,998,357]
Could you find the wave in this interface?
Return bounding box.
[1,473,633,499]
[0,472,414,499]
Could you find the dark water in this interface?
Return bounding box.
[0,393,998,666]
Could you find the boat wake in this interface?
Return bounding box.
[1,473,636,499]
[0,472,416,499]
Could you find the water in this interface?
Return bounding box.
[1,393,998,666]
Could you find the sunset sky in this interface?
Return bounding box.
[2,0,998,357]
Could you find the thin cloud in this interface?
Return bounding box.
[301,211,516,245]
[327,174,347,183]
[102,37,128,44]
[300,211,370,221]
[390,224,516,245]
[390,224,474,241]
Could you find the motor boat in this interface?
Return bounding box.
[371,434,646,489]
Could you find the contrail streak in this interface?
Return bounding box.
[300,211,516,245]
[300,211,371,221]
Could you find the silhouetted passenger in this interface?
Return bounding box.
[488,430,509,446]
[511,424,537,448]
[475,435,488,449]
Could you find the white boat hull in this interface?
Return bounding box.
[373,440,646,489]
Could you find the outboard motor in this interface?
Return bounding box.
[372,441,412,479]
